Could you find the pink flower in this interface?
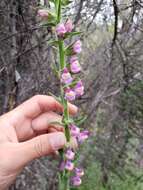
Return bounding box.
[70,56,78,64]
[37,9,49,18]
[61,68,73,84]
[56,23,66,37]
[72,176,82,186]
[65,19,74,33]
[65,149,75,160]
[74,80,84,97]
[75,168,84,177]
[65,88,76,101]
[65,160,74,171]
[78,130,89,143]
[70,60,81,73]
[73,40,82,54]
[69,124,80,137]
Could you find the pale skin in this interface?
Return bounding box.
[0,95,78,190]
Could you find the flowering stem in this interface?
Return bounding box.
[58,38,70,142]
[60,84,70,142]
[57,1,71,189]
[38,0,87,189]
[57,0,70,143]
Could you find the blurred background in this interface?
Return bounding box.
[0,0,143,189]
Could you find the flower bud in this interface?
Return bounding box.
[69,124,80,137]
[65,149,75,160]
[65,88,76,101]
[75,168,84,177]
[37,9,49,18]
[56,23,66,37]
[70,60,81,73]
[65,160,74,171]
[74,80,84,97]
[73,40,82,54]
[78,130,89,143]
[61,68,73,84]
[72,176,82,186]
[65,19,74,33]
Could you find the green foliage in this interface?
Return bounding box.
[120,80,143,121]
[76,83,143,189]
[78,161,143,190]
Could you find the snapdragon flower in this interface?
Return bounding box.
[73,40,82,54]
[70,60,81,73]
[78,130,89,143]
[75,168,84,177]
[65,88,76,101]
[74,80,84,97]
[65,160,74,171]
[56,20,73,37]
[65,149,75,160]
[65,19,74,33]
[61,68,73,84]
[56,23,67,37]
[69,124,80,137]
[72,176,82,186]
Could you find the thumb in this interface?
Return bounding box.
[16,132,66,167]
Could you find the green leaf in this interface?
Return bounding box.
[50,40,60,46]
[51,62,59,77]
[48,121,64,126]
[64,42,75,56]
[62,118,69,125]
[74,115,87,126]
[40,21,57,27]
[61,0,72,6]
[48,92,62,103]
[63,32,83,56]
[68,118,74,123]
[65,31,83,38]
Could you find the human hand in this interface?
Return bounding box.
[0,95,77,190]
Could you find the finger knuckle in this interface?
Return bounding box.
[34,137,44,157]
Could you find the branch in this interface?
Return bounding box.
[86,0,104,30]
[112,0,119,46]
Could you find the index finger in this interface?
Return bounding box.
[14,95,78,118]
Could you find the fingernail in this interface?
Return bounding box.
[72,105,78,112]
[49,132,66,151]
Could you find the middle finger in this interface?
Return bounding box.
[31,111,63,134]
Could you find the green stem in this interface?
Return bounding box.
[64,100,70,142]
[59,40,65,70]
[57,0,61,23]
[58,36,70,143]
[56,0,71,189]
